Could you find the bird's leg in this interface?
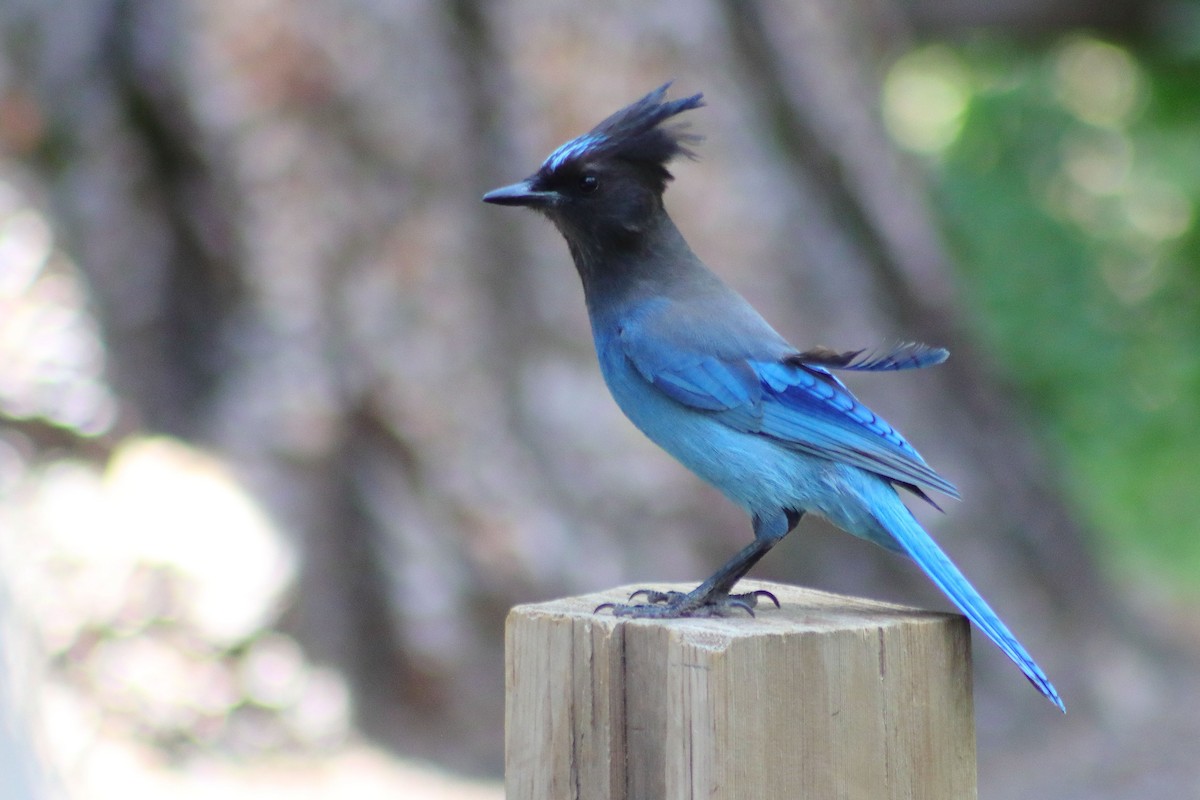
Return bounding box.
[596,510,802,618]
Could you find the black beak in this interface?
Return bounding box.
[482,179,559,208]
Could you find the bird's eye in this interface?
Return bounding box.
[579,173,599,194]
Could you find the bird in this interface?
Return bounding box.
[483,83,1063,711]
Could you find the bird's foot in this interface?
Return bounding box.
[594,587,780,618]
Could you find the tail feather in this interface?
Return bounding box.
[879,506,1065,712]
[791,342,949,372]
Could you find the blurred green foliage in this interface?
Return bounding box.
[918,35,1200,592]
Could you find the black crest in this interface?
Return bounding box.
[542,83,705,188]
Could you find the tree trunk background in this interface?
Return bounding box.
[2,1,1196,797]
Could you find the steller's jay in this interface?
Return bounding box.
[483,84,1063,710]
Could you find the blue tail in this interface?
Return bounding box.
[878,503,1065,712]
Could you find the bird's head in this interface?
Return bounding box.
[483,83,704,249]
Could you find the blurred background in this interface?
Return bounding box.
[1,0,1199,797]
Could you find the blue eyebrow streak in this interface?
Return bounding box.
[545,133,606,171]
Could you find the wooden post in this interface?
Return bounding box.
[505,581,976,800]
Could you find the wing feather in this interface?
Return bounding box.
[622,333,959,501]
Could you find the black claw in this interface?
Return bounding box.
[591,586,782,619]
[751,589,780,609]
[628,589,682,605]
[726,599,757,617]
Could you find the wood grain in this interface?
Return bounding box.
[505,582,976,800]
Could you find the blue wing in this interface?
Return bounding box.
[619,328,959,501]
